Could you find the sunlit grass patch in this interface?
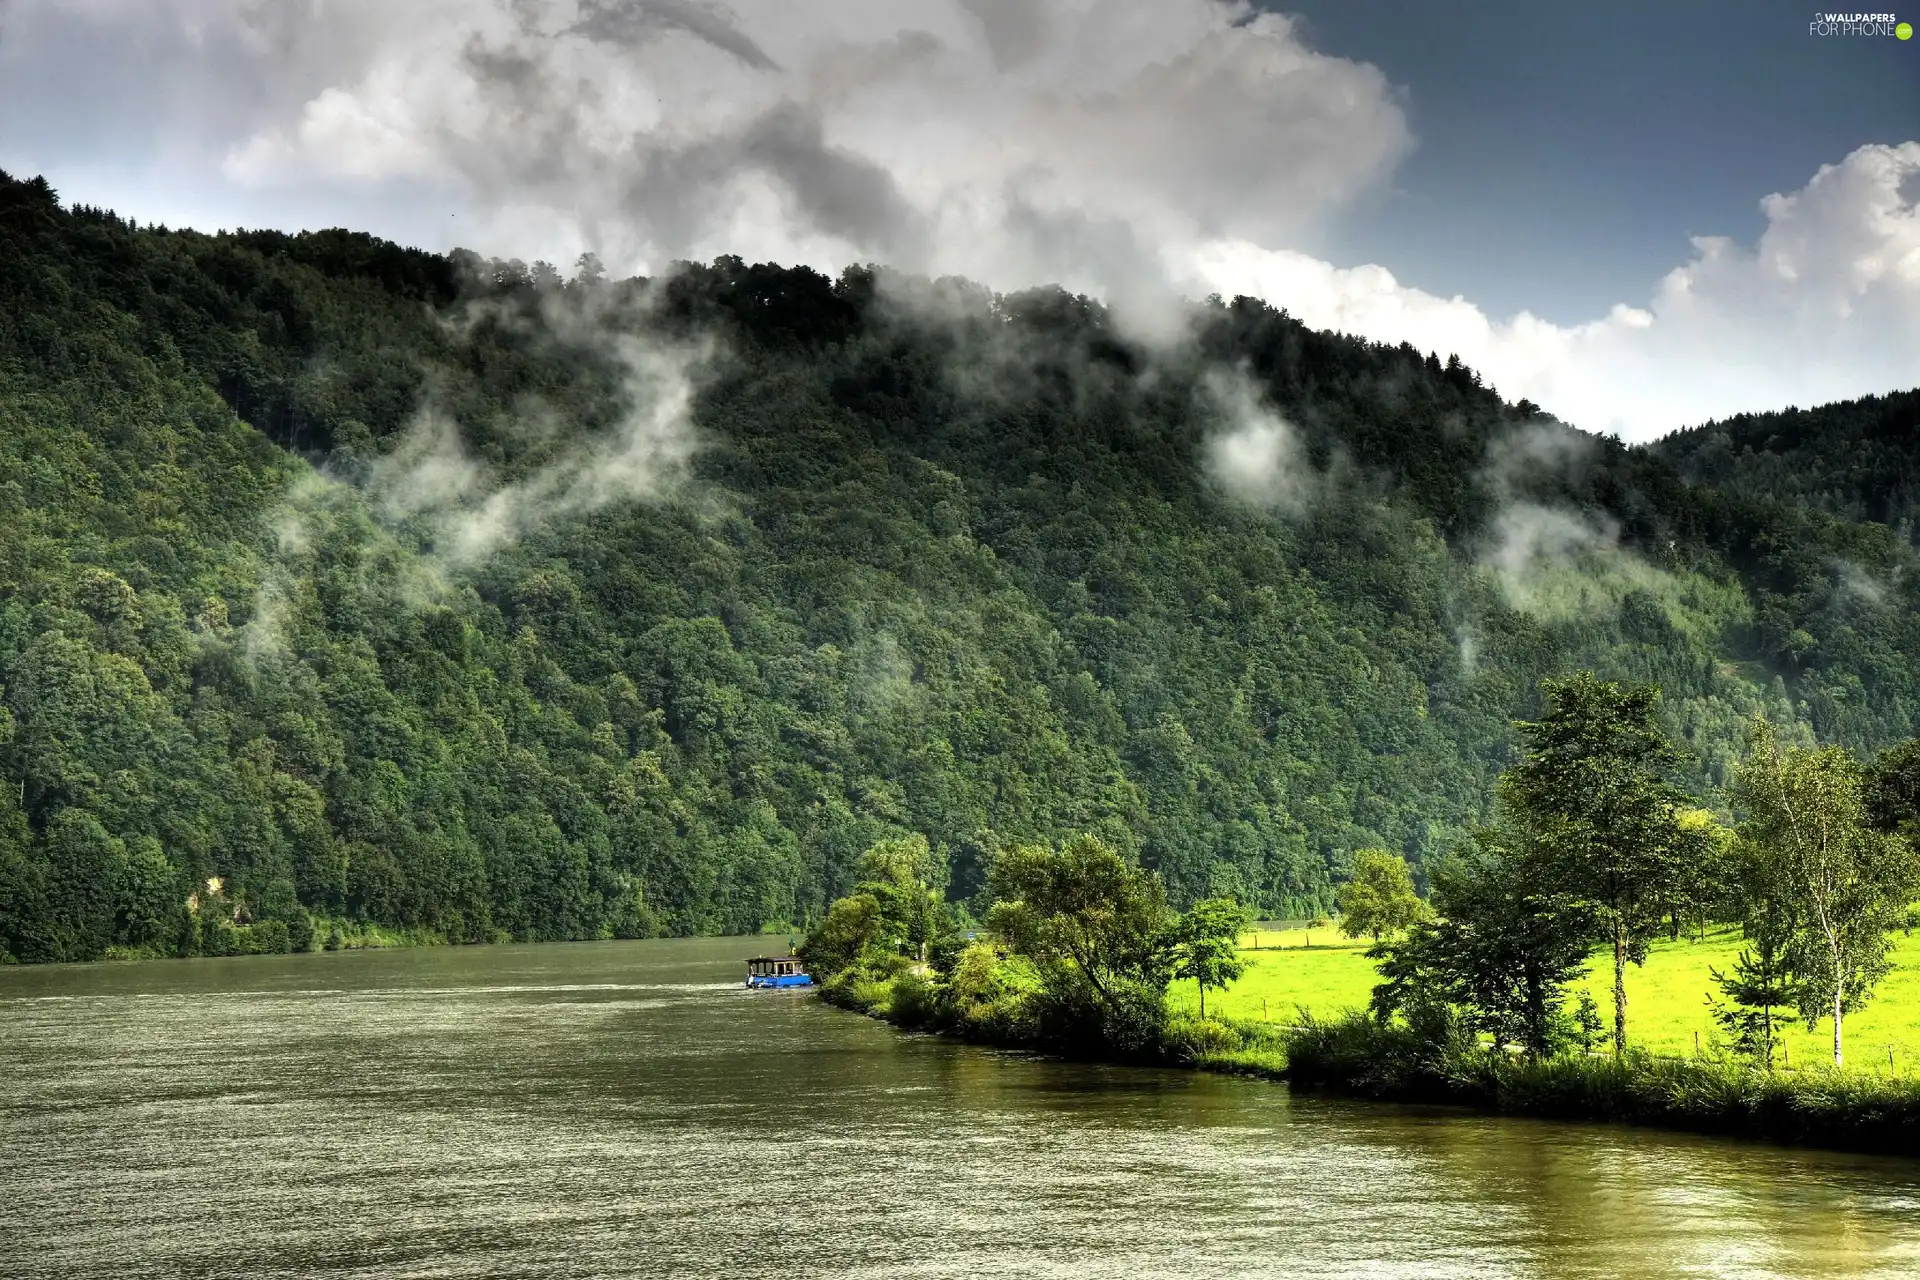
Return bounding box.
[1170,921,1920,1074]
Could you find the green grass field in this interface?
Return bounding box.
[1170,922,1920,1074]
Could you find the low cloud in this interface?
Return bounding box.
[1833,559,1892,606]
[5,0,1409,338]
[234,277,711,661]
[372,287,709,568]
[1482,502,1622,616]
[1201,367,1317,513]
[1472,419,1666,623]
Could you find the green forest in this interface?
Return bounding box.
[3,166,1918,963]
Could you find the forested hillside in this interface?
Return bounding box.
[1657,391,1920,536]
[2,168,1917,962]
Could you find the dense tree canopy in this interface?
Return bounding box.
[1,168,1918,962]
[1657,391,1920,536]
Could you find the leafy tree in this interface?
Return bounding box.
[1710,789,1797,1069]
[798,892,884,977]
[1866,737,1920,840]
[852,834,944,963]
[0,784,48,963]
[1665,808,1735,941]
[1336,849,1427,942]
[1371,834,1593,1059]
[987,833,1172,1049]
[1732,720,1917,1066]
[1501,673,1695,1057]
[114,836,184,953]
[1169,896,1249,1018]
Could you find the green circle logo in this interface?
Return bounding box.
[1900,20,1914,38]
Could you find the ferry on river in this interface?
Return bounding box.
[745,955,813,989]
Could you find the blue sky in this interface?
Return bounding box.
[1267,0,1920,320]
[0,0,1914,437]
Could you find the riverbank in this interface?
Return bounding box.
[95,915,461,963]
[1281,1011,1920,1156]
[821,962,1920,1159]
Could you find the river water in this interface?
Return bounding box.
[2,937,1917,1279]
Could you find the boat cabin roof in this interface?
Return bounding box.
[747,956,803,964]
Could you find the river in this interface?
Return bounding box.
[2,937,1917,1279]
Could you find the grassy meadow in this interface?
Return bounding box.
[1171,921,1920,1074]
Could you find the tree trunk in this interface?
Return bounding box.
[1833,985,1844,1067]
[1612,920,1628,1058]
[1199,985,1206,1020]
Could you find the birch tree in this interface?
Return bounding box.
[1733,720,1917,1068]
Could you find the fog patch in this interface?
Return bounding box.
[1834,559,1890,606]
[372,282,712,569]
[1483,502,1624,617]
[234,274,717,661]
[1471,420,1702,627]
[1454,623,1480,675]
[1201,367,1316,514]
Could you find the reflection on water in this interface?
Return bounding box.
[2,938,1916,1279]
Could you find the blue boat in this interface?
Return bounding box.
[745,955,813,989]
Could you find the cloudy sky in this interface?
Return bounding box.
[1,0,1915,441]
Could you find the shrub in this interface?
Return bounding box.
[1031,975,1169,1061]
[251,919,292,955]
[889,970,940,1028]
[284,908,315,953]
[1165,1015,1243,1064]
[942,944,1039,1043]
[848,975,895,1015]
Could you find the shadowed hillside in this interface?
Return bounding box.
[1656,390,1920,536]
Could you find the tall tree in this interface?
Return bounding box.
[1500,673,1695,1057]
[852,834,944,963]
[1170,896,1249,1019]
[1337,848,1427,943]
[797,891,884,977]
[1710,796,1797,1069]
[1732,720,1917,1067]
[1371,833,1593,1059]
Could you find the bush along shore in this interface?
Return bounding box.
[1281,1013,1920,1156]
[813,904,1920,1159]
[804,673,1920,1159]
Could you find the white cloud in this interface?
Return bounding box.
[1192,142,1920,440]
[156,0,1411,304]
[5,2,1916,437]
